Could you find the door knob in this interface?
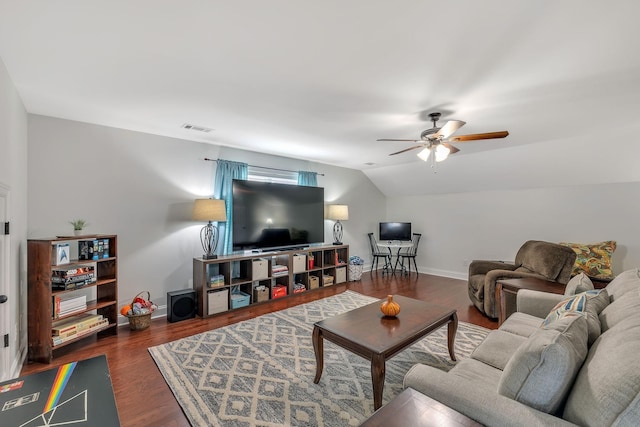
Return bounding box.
[0,295,7,304]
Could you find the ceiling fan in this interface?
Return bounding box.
[378,112,509,163]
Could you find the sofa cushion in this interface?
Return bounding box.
[559,240,616,279]
[564,272,594,296]
[599,287,640,332]
[541,293,586,327]
[604,268,640,301]
[470,330,527,371]
[583,289,609,345]
[498,314,589,414]
[563,316,640,426]
[499,312,543,338]
[448,358,503,388]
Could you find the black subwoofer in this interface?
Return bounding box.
[167,289,196,323]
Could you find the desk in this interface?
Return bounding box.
[496,277,566,326]
[377,241,412,275]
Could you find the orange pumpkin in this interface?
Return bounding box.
[380,295,400,317]
[120,304,131,316]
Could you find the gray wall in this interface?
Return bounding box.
[27,115,386,320]
[386,182,640,279]
[0,57,28,379]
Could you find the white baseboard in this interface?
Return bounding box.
[364,263,466,281]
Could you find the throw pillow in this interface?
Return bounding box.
[498,314,589,414]
[542,293,587,328]
[582,289,609,345]
[559,241,616,280]
[564,272,594,296]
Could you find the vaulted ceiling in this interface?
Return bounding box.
[1,1,639,195]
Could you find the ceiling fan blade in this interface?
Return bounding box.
[448,131,509,142]
[433,120,466,139]
[441,142,460,154]
[389,145,424,156]
[377,138,420,142]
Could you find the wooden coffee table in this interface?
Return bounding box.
[312,295,458,410]
[359,387,482,427]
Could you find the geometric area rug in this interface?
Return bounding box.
[149,291,489,427]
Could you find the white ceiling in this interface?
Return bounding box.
[1,1,639,182]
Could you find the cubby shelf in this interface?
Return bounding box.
[193,244,349,317]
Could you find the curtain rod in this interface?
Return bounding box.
[203,158,324,176]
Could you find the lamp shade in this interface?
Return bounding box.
[192,199,227,222]
[327,204,349,221]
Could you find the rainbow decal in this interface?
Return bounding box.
[43,361,77,413]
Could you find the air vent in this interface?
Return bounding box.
[181,123,213,133]
[364,162,376,166]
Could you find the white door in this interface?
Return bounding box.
[0,185,9,381]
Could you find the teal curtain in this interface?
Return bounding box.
[297,171,318,187]
[213,160,248,255]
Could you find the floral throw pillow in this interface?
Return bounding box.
[559,241,616,279]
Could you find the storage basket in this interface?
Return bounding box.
[349,264,363,281]
[125,291,153,331]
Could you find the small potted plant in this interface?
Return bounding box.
[69,219,88,236]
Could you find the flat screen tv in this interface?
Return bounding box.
[232,179,325,251]
[379,222,412,241]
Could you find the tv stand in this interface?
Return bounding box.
[193,244,349,317]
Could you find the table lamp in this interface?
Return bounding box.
[193,198,227,259]
[327,204,349,245]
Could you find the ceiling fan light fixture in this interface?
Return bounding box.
[417,147,431,161]
[435,144,450,162]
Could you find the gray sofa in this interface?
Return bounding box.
[404,268,640,426]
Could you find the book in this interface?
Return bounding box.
[272,265,289,276]
[78,239,93,260]
[52,313,103,335]
[52,317,109,345]
[52,243,70,266]
[92,239,99,260]
[51,264,96,290]
[52,294,87,317]
[103,239,110,258]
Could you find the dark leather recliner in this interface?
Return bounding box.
[468,240,577,318]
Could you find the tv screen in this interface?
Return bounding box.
[232,180,325,251]
[379,222,412,241]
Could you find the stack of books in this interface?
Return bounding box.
[51,313,109,346]
[52,294,87,318]
[272,264,289,277]
[51,264,96,290]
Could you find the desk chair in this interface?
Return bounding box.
[368,233,392,275]
[395,233,421,276]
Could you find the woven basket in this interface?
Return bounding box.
[349,264,363,281]
[125,291,153,331]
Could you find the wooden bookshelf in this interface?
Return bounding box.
[27,235,118,363]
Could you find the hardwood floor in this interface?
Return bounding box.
[20,272,497,427]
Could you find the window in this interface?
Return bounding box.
[247,165,298,185]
